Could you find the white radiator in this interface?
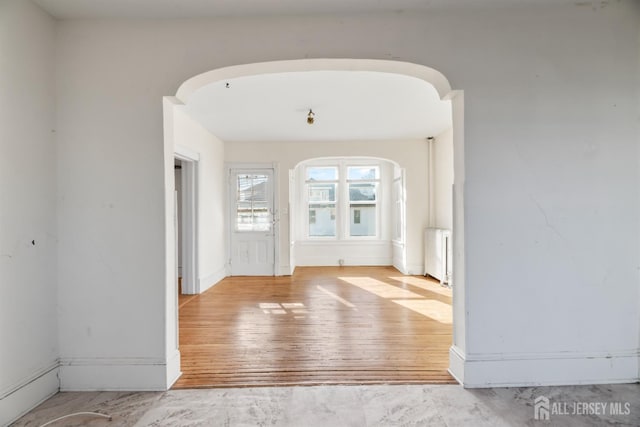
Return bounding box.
[424,228,452,285]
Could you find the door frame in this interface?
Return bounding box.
[175,145,199,294]
[226,162,280,276]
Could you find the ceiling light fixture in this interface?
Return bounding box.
[307,109,315,125]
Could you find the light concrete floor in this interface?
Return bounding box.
[11,383,640,426]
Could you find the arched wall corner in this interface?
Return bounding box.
[176,58,453,104]
[164,58,467,388]
[293,155,402,172]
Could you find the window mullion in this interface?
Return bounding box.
[341,171,347,240]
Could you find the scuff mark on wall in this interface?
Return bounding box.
[529,194,565,241]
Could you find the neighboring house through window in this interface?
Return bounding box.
[305,161,380,240]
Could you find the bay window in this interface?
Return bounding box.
[305,162,380,240]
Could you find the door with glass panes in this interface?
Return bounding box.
[229,169,275,275]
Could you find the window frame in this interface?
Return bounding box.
[305,164,339,239]
[346,165,380,239]
[392,171,405,244]
[233,172,272,233]
[304,160,382,241]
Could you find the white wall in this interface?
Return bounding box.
[433,128,454,230]
[456,5,640,386]
[52,1,640,391]
[56,27,168,392]
[0,1,58,424]
[225,140,429,274]
[173,108,227,293]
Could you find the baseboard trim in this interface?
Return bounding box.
[393,266,408,274]
[278,265,292,276]
[0,363,59,427]
[392,262,407,275]
[456,349,639,388]
[58,357,169,391]
[391,242,406,274]
[199,266,226,293]
[165,350,181,389]
[296,257,392,266]
[448,345,465,385]
[404,264,424,275]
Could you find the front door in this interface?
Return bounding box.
[230,169,275,276]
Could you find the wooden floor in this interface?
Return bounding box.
[174,266,455,389]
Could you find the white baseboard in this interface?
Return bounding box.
[391,242,406,274]
[448,345,465,385]
[450,347,639,388]
[296,256,392,266]
[165,350,181,389]
[278,265,292,276]
[404,264,424,275]
[392,261,407,275]
[199,266,226,293]
[58,357,170,391]
[0,363,59,427]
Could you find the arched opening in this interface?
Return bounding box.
[163,58,466,387]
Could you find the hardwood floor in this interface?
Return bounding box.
[174,266,455,389]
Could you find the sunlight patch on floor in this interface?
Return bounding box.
[317,285,357,309]
[259,303,281,309]
[259,302,307,316]
[339,277,423,299]
[392,299,452,324]
[282,303,305,309]
[389,276,452,297]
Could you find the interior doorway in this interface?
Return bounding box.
[174,147,199,294]
[174,159,183,293]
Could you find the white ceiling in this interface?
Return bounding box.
[184,71,451,142]
[35,0,584,19]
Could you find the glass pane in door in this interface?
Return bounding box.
[236,174,271,231]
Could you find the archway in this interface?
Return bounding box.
[163,58,466,386]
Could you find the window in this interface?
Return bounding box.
[305,163,380,239]
[347,166,378,237]
[235,174,270,232]
[306,166,338,237]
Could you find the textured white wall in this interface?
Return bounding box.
[52,1,640,390]
[0,1,58,424]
